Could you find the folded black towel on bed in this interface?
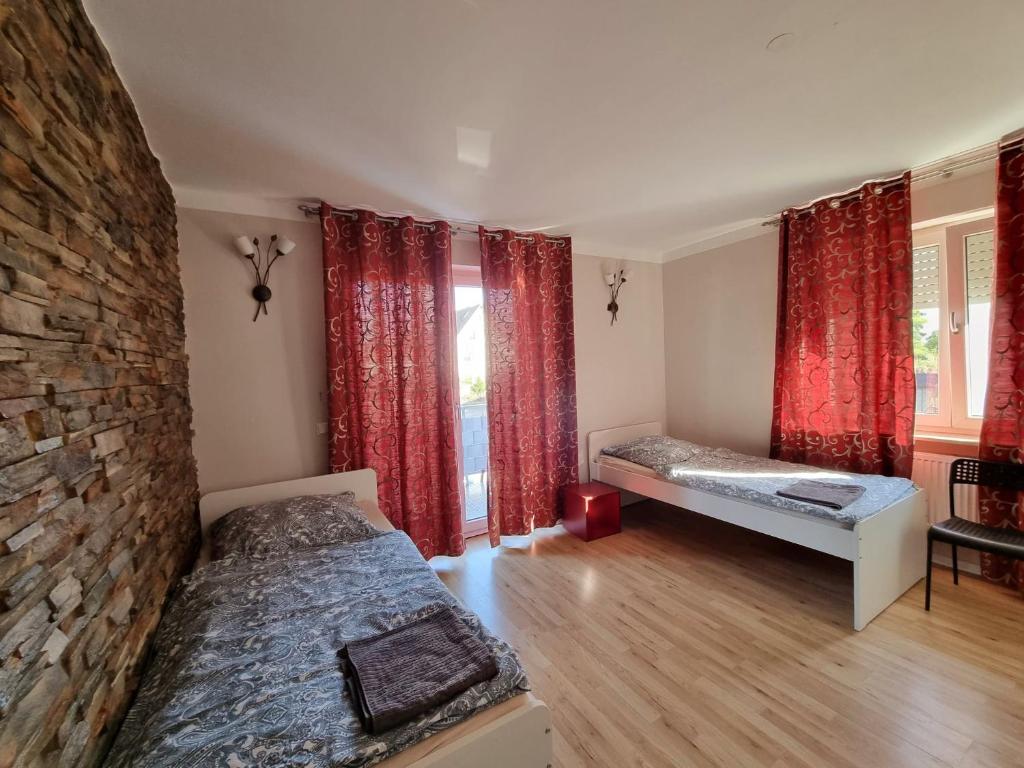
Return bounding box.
[339,605,498,734]
[776,479,866,510]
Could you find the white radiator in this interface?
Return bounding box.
[911,452,979,524]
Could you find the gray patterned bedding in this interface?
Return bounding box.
[601,435,916,528]
[106,531,529,767]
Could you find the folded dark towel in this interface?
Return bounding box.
[776,479,866,510]
[339,606,498,735]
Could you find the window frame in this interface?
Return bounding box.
[912,229,951,431]
[912,214,995,439]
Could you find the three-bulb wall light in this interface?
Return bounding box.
[233,234,296,321]
[604,269,630,325]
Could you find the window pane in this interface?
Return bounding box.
[964,231,993,418]
[912,244,941,415]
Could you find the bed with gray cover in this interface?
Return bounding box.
[105,494,528,768]
[601,435,915,528]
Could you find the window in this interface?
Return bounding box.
[912,215,994,436]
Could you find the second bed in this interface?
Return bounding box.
[589,422,928,631]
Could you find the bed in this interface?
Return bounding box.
[589,423,928,631]
[108,470,552,768]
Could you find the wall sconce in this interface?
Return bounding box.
[233,234,296,321]
[604,269,630,325]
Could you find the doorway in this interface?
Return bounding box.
[453,265,488,537]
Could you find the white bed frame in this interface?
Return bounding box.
[588,423,928,631]
[199,470,553,768]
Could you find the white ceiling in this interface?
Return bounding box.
[85,0,1024,262]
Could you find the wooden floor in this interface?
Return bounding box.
[433,500,1024,768]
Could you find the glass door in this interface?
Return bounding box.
[453,265,488,537]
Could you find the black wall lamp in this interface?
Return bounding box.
[233,234,296,321]
[603,268,630,325]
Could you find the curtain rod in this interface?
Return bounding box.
[762,135,1024,227]
[299,203,568,244]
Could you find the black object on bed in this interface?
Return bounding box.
[341,605,498,734]
[776,479,866,510]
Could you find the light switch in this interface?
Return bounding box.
[316,422,328,435]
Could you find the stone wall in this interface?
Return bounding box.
[0,1,199,765]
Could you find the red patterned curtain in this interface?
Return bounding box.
[321,205,464,558]
[978,140,1024,591]
[479,228,579,546]
[770,173,915,477]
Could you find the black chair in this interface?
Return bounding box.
[926,457,1024,610]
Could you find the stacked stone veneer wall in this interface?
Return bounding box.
[0,1,199,765]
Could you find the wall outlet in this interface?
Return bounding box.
[316,422,328,435]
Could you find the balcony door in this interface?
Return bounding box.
[453,265,488,537]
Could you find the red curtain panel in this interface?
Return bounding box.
[770,173,916,478]
[321,205,465,558]
[479,228,579,546]
[978,140,1024,590]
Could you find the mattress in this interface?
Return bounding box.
[594,453,661,478]
[600,435,916,529]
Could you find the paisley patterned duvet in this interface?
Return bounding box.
[601,436,916,528]
[106,531,529,767]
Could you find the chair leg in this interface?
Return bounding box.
[951,544,959,585]
[925,536,933,611]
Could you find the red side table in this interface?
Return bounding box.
[562,482,621,541]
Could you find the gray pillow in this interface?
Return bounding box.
[601,435,703,470]
[211,492,383,561]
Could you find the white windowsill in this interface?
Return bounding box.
[914,432,979,444]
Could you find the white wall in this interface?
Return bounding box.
[178,208,329,494]
[177,207,665,493]
[572,254,666,477]
[662,233,778,456]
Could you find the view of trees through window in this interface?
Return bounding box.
[912,307,940,415]
[912,244,941,416]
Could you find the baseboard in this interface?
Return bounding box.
[932,554,982,576]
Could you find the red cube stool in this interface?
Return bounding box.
[562,482,621,541]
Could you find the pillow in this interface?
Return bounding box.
[210,491,383,561]
[601,435,703,469]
